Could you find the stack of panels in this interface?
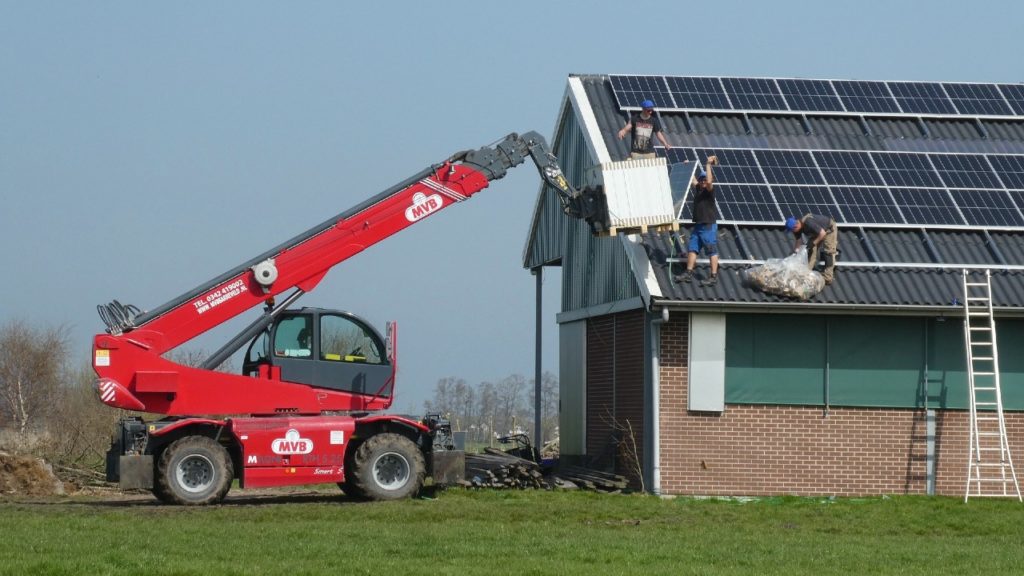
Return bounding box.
[667,148,1024,229]
[609,75,1024,117]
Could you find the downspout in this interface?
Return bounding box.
[650,306,669,495]
[824,318,830,418]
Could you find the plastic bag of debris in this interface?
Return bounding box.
[741,247,825,300]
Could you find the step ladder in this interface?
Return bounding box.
[961,269,1021,501]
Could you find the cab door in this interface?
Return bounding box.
[313,313,392,397]
[269,313,315,386]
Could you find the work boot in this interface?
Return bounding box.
[700,274,718,287]
[674,271,693,283]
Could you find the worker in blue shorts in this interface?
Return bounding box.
[674,155,719,286]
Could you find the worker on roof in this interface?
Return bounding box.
[616,99,671,159]
[675,155,720,287]
[786,213,839,285]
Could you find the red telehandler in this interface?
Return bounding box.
[94,132,604,504]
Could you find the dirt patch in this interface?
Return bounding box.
[0,452,65,497]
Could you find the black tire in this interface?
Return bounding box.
[154,436,233,506]
[347,433,425,501]
[151,476,174,505]
[339,438,367,499]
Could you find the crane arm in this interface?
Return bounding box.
[96,132,599,354]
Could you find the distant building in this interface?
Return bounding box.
[524,74,1024,496]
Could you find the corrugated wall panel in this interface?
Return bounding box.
[585,310,645,479]
[613,310,646,486]
[559,320,586,456]
[585,315,615,464]
[524,101,589,269]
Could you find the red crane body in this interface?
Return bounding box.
[92,132,600,504]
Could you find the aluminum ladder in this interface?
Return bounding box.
[962,269,1021,501]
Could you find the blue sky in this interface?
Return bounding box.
[2,0,1021,413]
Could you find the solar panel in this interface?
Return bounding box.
[712,184,781,222]
[830,186,906,224]
[776,79,844,112]
[988,155,1024,189]
[997,84,1024,115]
[609,75,674,109]
[813,151,884,185]
[889,188,964,225]
[1010,192,1024,217]
[833,80,901,114]
[943,83,1014,116]
[664,76,730,110]
[888,82,956,115]
[663,148,697,164]
[773,186,840,222]
[755,150,824,185]
[692,148,765,184]
[665,146,1024,229]
[949,189,1024,227]
[872,152,943,188]
[720,77,787,111]
[929,154,1003,189]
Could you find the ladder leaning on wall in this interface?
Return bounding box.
[961,269,1021,502]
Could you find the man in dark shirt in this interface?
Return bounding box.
[785,213,839,284]
[674,155,719,286]
[616,99,671,159]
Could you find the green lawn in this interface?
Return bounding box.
[1,489,1022,575]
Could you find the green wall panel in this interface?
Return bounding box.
[725,314,825,405]
[995,319,1024,410]
[724,314,1024,410]
[829,316,924,407]
[924,318,968,409]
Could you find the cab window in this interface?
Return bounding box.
[274,315,313,359]
[320,315,383,364]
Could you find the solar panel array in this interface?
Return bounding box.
[610,75,1024,117]
[667,148,1024,229]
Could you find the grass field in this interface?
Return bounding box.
[2,489,1023,575]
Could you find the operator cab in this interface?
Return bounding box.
[242,308,393,397]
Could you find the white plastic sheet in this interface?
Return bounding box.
[741,247,825,300]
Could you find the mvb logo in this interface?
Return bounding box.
[405,192,443,222]
[271,429,314,455]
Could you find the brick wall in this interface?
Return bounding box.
[658,314,1024,497]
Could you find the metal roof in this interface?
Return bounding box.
[639,228,1024,312]
[546,74,1024,312]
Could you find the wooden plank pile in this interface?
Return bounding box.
[555,465,628,493]
[460,448,629,493]
[462,448,546,489]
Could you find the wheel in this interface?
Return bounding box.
[347,433,425,501]
[339,439,367,499]
[154,436,233,505]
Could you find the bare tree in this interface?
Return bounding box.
[423,376,459,416]
[47,364,125,472]
[0,320,68,434]
[495,374,527,436]
[164,347,235,372]
[527,371,560,443]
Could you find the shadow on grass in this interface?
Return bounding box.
[3,490,370,509]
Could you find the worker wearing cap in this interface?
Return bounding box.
[675,155,720,286]
[616,99,671,159]
[786,214,839,285]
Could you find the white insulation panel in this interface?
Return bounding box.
[599,158,676,228]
